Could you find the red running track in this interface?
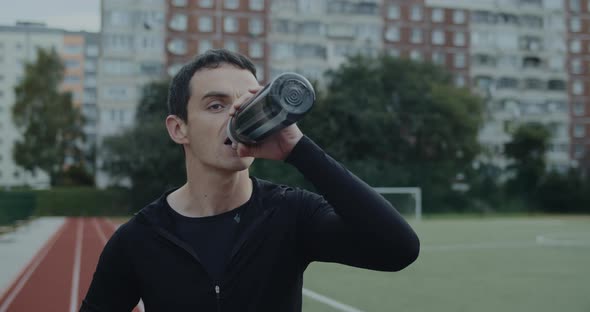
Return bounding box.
[0,218,143,312]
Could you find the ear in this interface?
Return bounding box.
[165,115,189,145]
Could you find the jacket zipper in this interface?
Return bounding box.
[215,285,221,312]
[137,214,223,309]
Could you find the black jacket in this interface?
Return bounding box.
[81,136,420,312]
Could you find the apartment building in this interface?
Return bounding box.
[165,0,269,81]
[410,0,571,172]
[567,0,590,173]
[96,0,167,187]
[0,22,63,188]
[0,23,101,188]
[269,0,382,83]
[383,0,470,87]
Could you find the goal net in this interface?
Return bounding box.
[374,187,422,221]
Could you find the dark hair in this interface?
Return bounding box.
[167,49,257,121]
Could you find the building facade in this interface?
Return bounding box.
[410,0,572,172]
[0,23,64,188]
[567,0,590,173]
[268,0,382,83]
[165,0,269,81]
[96,0,167,187]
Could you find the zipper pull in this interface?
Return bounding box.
[215,285,221,312]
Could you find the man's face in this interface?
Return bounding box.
[184,64,259,172]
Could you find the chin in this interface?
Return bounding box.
[226,157,254,172]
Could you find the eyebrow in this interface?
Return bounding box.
[201,91,231,101]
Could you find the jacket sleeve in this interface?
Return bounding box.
[286,136,420,271]
[79,225,141,312]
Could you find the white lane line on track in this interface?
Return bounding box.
[302,288,364,312]
[69,219,84,312]
[96,219,144,312]
[92,218,107,244]
[0,219,68,312]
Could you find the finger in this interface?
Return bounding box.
[237,144,252,157]
[230,86,263,116]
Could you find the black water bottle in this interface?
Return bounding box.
[227,72,315,145]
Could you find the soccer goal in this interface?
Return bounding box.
[373,187,422,221]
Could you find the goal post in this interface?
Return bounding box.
[373,187,422,221]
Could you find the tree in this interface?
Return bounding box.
[504,122,551,209]
[295,54,484,212]
[11,48,85,186]
[101,79,185,210]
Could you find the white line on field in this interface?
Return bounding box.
[421,241,538,251]
[69,219,84,312]
[302,288,364,312]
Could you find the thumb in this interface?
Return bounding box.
[237,144,256,158]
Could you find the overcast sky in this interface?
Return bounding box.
[0,0,100,32]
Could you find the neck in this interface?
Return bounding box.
[168,164,253,218]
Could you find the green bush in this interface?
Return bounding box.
[34,187,132,216]
[0,192,36,225]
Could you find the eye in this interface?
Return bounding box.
[207,103,225,111]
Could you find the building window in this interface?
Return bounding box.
[249,0,264,10]
[455,75,466,87]
[249,41,263,58]
[574,124,585,138]
[387,48,400,57]
[432,8,444,22]
[570,40,582,53]
[570,17,582,32]
[86,45,99,57]
[432,30,445,45]
[385,27,400,42]
[454,32,465,46]
[454,53,466,68]
[199,16,213,32]
[167,63,183,77]
[64,59,80,69]
[571,59,583,74]
[199,39,213,54]
[199,0,214,7]
[525,78,544,90]
[411,29,423,44]
[548,79,566,91]
[573,80,584,94]
[170,14,188,31]
[225,0,239,9]
[64,75,81,84]
[410,50,422,62]
[411,5,422,21]
[453,10,466,24]
[172,0,187,6]
[497,77,518,89]
[167,38,187,55]
[574,144,585,159]
[64,44,83,55]
[387,4,400,19]
[224,16,238,33]
[570,0,581,11]
[432,51,445,65]
[249,18,263,35]
[573,101,585,116]
[224,39,238,52]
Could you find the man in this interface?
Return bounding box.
[81,49,419,312]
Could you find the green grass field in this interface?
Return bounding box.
[301,216,590,312]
